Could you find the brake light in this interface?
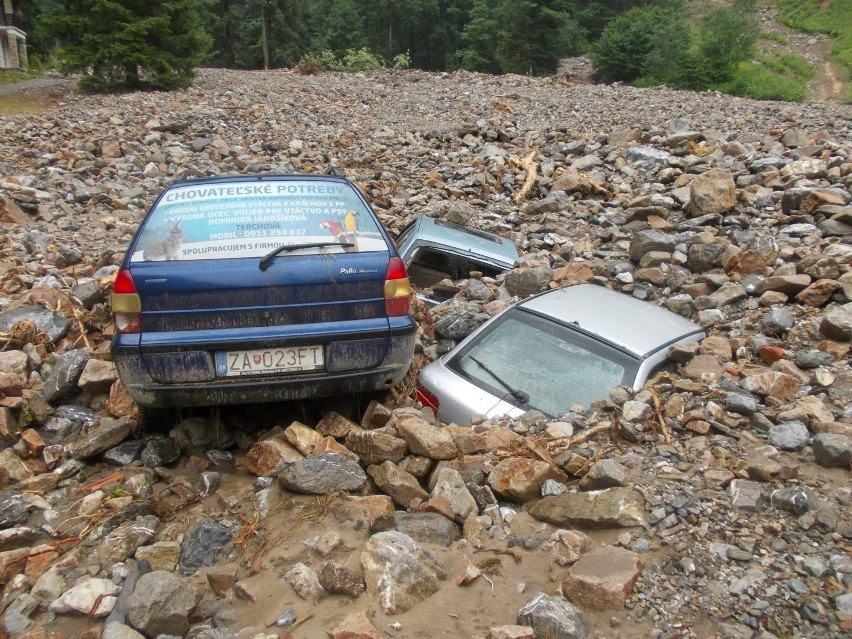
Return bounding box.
[416,386,440,412]
[112,269,142,333]
[384,256,411,316]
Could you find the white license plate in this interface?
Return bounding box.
[216,345,324,377]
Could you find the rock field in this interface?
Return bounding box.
[0,68,850,639]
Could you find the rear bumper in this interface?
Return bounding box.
[115,332,415,408]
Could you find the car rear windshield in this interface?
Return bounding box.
[448,309,639,416]
[130,179,388,262]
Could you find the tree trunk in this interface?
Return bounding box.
[124,62,140,89]
[261,2,270,70]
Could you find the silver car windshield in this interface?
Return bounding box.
[448,310,639,416]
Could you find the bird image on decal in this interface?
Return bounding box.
[319,219,344,240]
[342,210,359,252]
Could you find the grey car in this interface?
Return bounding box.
[396,215,519,306]
[416,284,704,425]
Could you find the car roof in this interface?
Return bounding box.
[169,173,354,187]
[412,216,519,267]
[518,284,704,359]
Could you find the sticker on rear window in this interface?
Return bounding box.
[130,180,388,262]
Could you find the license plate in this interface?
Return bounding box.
[215,345,324,377]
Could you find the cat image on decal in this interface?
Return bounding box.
[143,220,185,261]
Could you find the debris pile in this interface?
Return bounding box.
[0,68,849,638]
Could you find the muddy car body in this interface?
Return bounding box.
[417,284,704,425]
[111,174,416,411]
[396,215,519,306]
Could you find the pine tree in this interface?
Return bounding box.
[54,0,211,91]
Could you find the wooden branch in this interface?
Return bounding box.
[512,150,538,204]
[546,421,616,455]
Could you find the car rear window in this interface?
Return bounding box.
[449,310,639,415]
[130,179,388,262]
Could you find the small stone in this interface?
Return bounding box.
[767,420,810,451]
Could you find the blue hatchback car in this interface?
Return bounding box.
[111,174,416,416]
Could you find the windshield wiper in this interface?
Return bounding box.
[259,242,354,271]
[469,355,529,405]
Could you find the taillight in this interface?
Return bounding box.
[112,269,142,333]
[416,386,440,412]
[384,256,411,317]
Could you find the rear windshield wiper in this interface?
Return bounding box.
[469,355,529,405]
[259,242,354,271]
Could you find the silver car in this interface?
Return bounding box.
[396,215,519,306]
[416,284,704,425]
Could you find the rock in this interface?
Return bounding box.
[0,491,29,528]
[77,359,116,392]
[103,440,146,466]
[688,168,736,216]
[178,518,234,575]
[729,479,766,510]
[527,488,647,528]
[812,433,852,468]
[756,274,812,297]
[767,420,810,451]
[367,461,429,508]
[316,411,361,437]
[796,279,840,306]
[284,562,324,600]
[283,421,323,456]
[740,371,800,402]
[504,266,553,297]
[135,541,180,572]
[318,560,366,598]
[245,436,303,476]
[517,592,587,639]
[629,230,676,262]
[327,609,381,639]
[430,467,478,522]
[395,417,458,459]
[487,626,535,639]
[682,354,723,381]
[101,515,159,563]
[43,349,91,401]
[127,570,202,637]
[434,311,478,339]
[821,303,852,341]
[563,546,643,610]
[578,458,628,491]
[488,457,558,503]
[49,577,119,617]
[69,417,133,459]
[278,452,367,494]
[761,307,795,335]
[0,305,68,344]
[770,486,814,516]
[141,437,180,467]
[360,531,446,614]
[101,622,146,639]
[345,430,408,464]
[369,512,460,546]
[687,243,727,273]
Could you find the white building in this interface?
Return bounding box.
[1,0,27,70]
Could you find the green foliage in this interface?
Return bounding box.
[456,0,583,75]
[590,3,690,83]
[769,0,852,102]
[51,0,211,91]
[760,32,788,46]
[718,60,808,102]
[340,47,385,70]
[392,51,412,70]
[695,3,760,82]
[296,48,386,72]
